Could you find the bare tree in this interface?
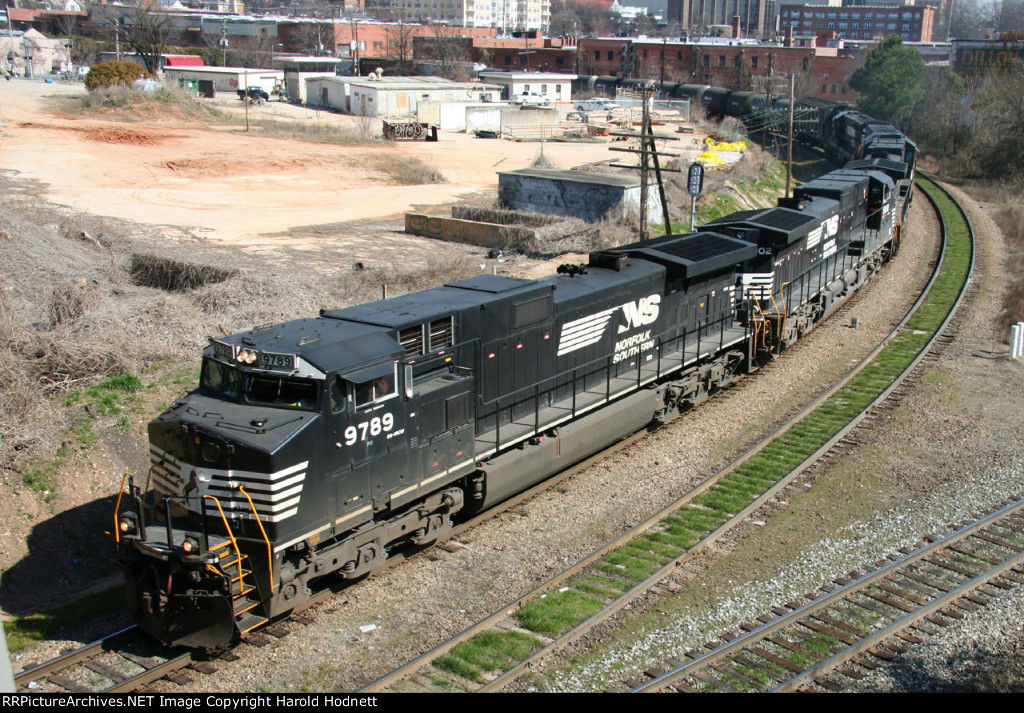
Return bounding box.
[910,66,970,156]
[386,15,415,75]
[119,3,173,75]
[965,61,1024,183]
[295,8,336,56]
[997,0,1024,30]
[549,6,581,36]
[633,12,657,36]
[949,0,994,37]
[424,23,470,81]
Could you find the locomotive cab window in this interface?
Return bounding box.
[345,362,399,410]
[201,359,241,400]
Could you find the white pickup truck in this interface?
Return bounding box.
[511,92,552,106]
[574,98,621,112]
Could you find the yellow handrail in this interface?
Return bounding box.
[113,471,133,546]
[238,485,274,595]
[780,281,792,341]
[768,288,782,340]
[750,293,768,348]
[202,494,245,584]
[143,462,156,498]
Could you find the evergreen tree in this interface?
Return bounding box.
[850,36,924,129]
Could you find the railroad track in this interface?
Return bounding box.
[15,178,968,695]
[12,626,190,693]
[632,496,1024,693]
[358,176,976,693]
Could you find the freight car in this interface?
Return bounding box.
[571,77,918,189]
[112,120,916,653]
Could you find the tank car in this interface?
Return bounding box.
[112,115,912,651]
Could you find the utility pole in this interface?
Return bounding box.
[785,72,795,198]
[351,19,359,76]
[220,20,229,67]
[607,84,680,239]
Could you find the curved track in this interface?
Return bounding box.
[356,176,977,693]
[634,495,1024,693]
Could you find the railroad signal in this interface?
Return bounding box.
[687,162,705,196]
[688,162,704,232]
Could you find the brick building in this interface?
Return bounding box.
[577,37,868,100]
[778,3,935,42]
[665,0,777,38]
[318,21,497,59]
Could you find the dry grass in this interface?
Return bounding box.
[130,254,237,292]
[531,150,555,169]
[0,172,483,478]
[250,116,381,145]
[73,85,217,121]
[374,154,447,185]
[993,202,1024,335]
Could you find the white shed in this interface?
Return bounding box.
[309,76,502,118]
[163,66,283,98]
[477,71,576,104]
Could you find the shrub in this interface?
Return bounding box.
[84,61,150,91]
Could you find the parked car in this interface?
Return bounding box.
[237,86,270,104]
[574,98,621,112]
[511,92,552,106]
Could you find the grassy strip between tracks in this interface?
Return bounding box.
[426,178,972,690]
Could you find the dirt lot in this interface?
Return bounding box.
[0,80,619,249]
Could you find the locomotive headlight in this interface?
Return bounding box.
[182,534,202,554]
[118,512,138,536]
[236,349,257,364]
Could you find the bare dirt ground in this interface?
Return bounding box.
[0,80,617,251]
[6,79,1020,694]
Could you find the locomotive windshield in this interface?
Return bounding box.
[201,358,241,399]
[199,358,320,410]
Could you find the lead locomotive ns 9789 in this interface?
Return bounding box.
[113,125,917,650]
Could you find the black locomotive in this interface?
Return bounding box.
[113,104,917,650]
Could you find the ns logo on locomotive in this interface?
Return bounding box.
[112,91,918,649]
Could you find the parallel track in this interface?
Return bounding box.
[13,627,192,693]
[633,496,1024,693]
[359,176,975,693]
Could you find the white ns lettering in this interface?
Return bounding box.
[618,294,661,333]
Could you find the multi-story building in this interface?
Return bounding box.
[390,0,551,31]
[777,3,935,42]
[665,0,777,38]
[578,36,867,101]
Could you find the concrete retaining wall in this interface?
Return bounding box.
[464,106,559,134]
[498,169,662,224]
[405,213,537,250]
[451,205,562,227]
